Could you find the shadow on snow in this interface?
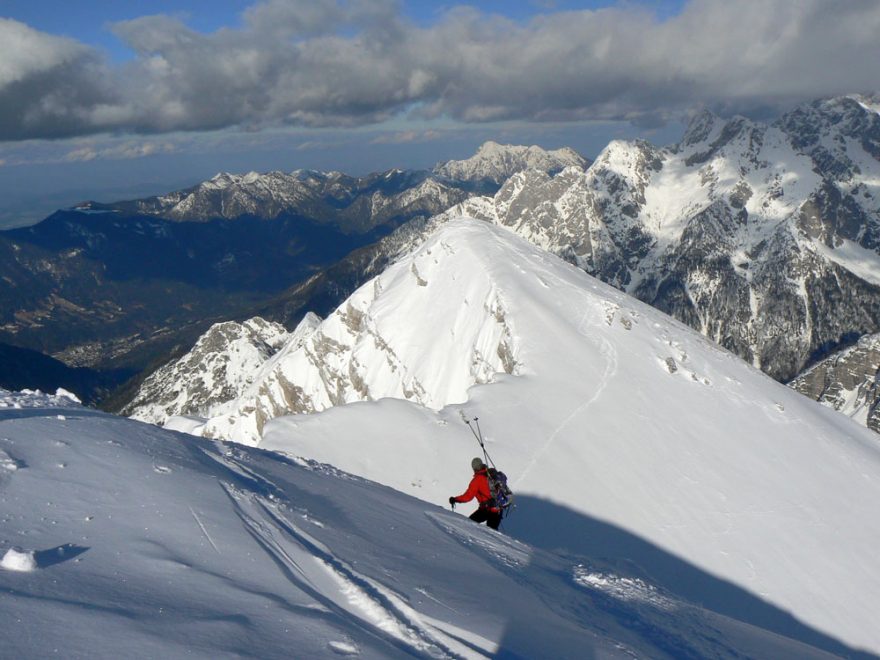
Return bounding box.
[498,495,876,659]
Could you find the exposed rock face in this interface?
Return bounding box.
[125,315,318,424]
[437,96,880,382]
[790,333,880,434]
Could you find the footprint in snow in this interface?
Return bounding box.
[0,449,22,472]
[0,449,24,486]
[153,464,173,474]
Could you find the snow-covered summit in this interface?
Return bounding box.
[176,220,523,443]
[433,140,588,185]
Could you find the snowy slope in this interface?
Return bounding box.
[0,389,846,659]
[219,219,880,655]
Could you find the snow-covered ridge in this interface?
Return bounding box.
[172,222,523,444]
[433,140,588,185]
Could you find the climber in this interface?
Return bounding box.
[449,457,502,530]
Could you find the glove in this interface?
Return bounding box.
[448,496,456,508]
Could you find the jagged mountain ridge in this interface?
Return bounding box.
[83,140,587,229]
[790,332,880,433]
[435,95,880,381]
[86,168,471,233]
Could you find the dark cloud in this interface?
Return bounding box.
[0,20,122,140]
[1,0,879,141]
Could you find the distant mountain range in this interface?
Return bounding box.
[122,93,880,436]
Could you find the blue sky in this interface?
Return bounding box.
[0,0,876,227]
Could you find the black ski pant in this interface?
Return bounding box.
[469,506,502,530]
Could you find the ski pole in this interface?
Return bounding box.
[463,415,496,469]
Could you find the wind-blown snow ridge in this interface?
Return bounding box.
[1,388,846,658]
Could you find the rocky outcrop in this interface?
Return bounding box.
[790,333,880,434]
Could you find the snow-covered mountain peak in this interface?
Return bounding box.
[434,140,588,184]
[678,108,723,148]
[206,171,238,188]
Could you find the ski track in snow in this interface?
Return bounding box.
[189,507,221,555]
[515,296,619,486]
[222,482,491,659]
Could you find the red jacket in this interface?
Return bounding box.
[454,469,495,508]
